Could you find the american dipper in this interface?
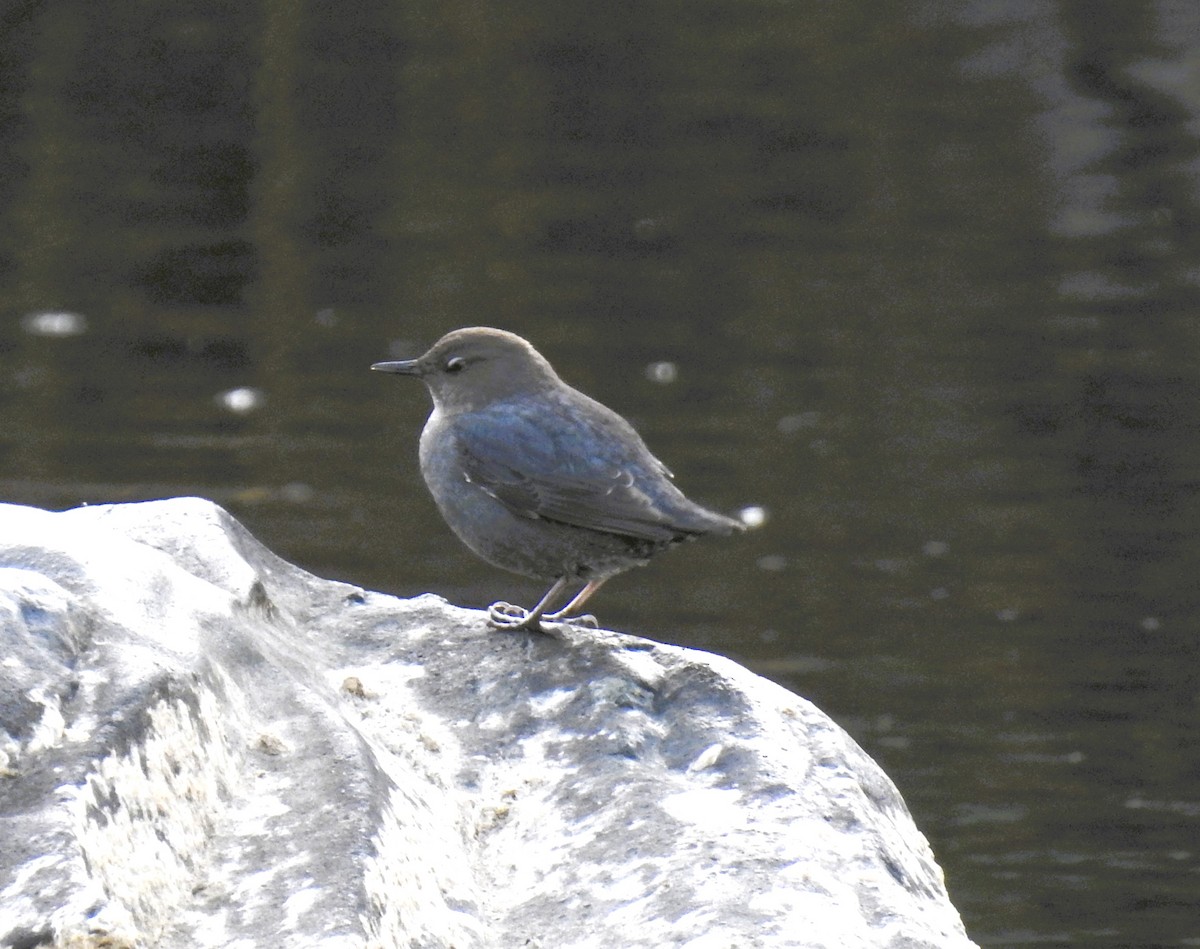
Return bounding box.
[371,327,743,632]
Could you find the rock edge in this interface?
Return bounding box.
[0,497,976,948]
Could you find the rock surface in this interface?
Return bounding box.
[0,497,977,948]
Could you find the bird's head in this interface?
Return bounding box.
[371,327,563,413]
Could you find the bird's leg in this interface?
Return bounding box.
[543,578,607,629]
[488,576,570,632]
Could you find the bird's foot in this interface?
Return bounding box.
[486,602,598,633]
[487,601,548,633]
[559,612,599,629]
[537,609,599,629]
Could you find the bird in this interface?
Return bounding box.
[371,327,743,633]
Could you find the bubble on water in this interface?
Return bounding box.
[737,505,768,529]
[280,481,315,503]
[217,386,265,413]
[777,412,821,435]
[644,361,678,384]
[23,311,88,337]
[633,217,666,240]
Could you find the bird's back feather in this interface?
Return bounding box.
[451,395,739,543]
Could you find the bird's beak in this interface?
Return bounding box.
[371,359,424,376]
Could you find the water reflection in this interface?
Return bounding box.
[2,1,1200,944]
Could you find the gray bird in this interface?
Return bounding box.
[371,327,743,632]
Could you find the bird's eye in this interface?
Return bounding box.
[445,356,467,373]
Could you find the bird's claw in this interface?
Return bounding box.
[487,601,548,633]
[486,602,598,633]
[564,612,599,629]
[487,601,530,627]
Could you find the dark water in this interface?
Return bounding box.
[3,1,1200,944]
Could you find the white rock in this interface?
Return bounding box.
[0,498,977,948]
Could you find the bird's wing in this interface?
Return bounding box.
[451,401,708,543]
